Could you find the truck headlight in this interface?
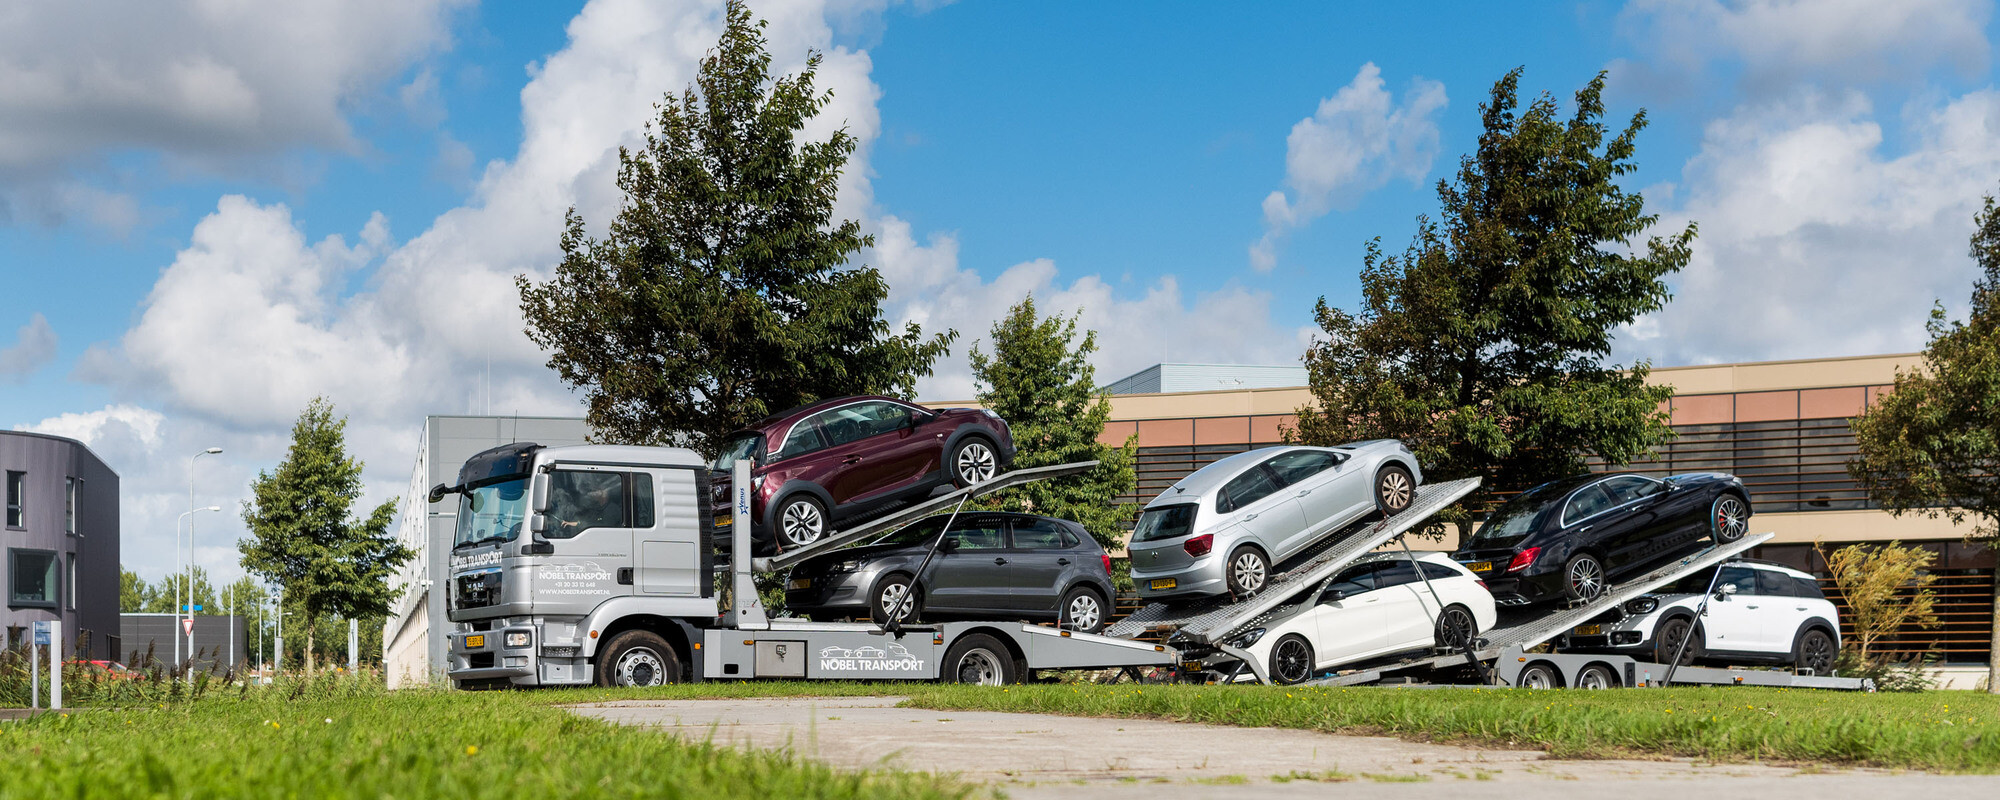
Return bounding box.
[505,631,532,648]
[1232,627,1267,648]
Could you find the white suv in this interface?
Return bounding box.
[1567,560,1841,675]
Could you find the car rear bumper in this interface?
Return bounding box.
[1473,572,1564,606]
[1131,557,1224,599]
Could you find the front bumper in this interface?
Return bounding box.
[782,569,873,616]
[445,619,592,687]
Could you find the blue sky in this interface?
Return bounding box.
[3,0,1998,582]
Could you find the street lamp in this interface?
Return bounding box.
[173,505,220,670]
[185,446,221,683]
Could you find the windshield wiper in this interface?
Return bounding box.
[454,534,510,550]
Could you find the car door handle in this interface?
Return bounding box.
[1296,489,1311,496]
[1577,525,1593,533]
[1242,514,1258,521]
[843,455,863,464]
[993,557,1008,565]
[1057,558,1071,565]
[1746,604,1760,609]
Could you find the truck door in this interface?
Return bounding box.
[539,468,637,613]
[634,468,705,597]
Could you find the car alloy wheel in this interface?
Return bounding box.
[1064,591,1103,632]
[955,441,997,485]
[1228,549,1268,596]
[1377,467,1414,514]
[1654,617,1700,665]
[1271,635,1313,685]
[779,497,825,548]
[1566,555,1605,602]
[1796,629,1835,675]
[616,647,667,687]
[1434,605,1477,649]
[1712,495,1749,543]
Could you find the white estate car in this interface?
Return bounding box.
[1226,551,1496,684]
[1566,560,1841,675]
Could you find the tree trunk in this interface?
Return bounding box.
[1988,565,1999,693]
[305,620,316,675]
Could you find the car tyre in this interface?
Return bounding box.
[1059,586,1107,634]
[1793,627,1836,675]
[1562,552,1607,603]
[1710,493,1749,544]
[942,634,1017,685]
[1375,465,1416,516]
[1224,545,1270,598]
[1269,634,1315,685]
[595,630,682,687]
[1434,604,1478,650]
[1576,663,1619,689]
[869,573,921,625]
[949,436,1000,487]
[775,494,828,550]
[1652,616,1702,666]
[1517,662,1561,689]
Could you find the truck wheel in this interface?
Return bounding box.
[1375,465,1415,516]
[1576,664,1619,689]
[1060,586,1107,633]
[1653,616,1701,665]
[1225,545,1269,597]
[949,437,999,487]
[595,630,682,687]
[1562,553,1606,603]
[1269,634,1314,685]
[869,574,921,625]
[775,494,828,550]
[942,634,1016,685]
[1793,628,1836,675]
[1517,662,1561,689]
[1710,493,1749,544]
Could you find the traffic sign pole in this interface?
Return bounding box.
[49,620,61,710]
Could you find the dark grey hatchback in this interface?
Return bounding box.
[784,512,1117,633]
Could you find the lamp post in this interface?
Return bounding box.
[175,505,220,673]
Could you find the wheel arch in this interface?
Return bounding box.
[941,427,1002,467]
[1520,659,1567,688]
[1789,617,1841,651]
[764,481,835,533]
[591,614,700,682]
[948,625,1029,677]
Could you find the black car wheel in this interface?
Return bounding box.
[942,634,1017,685]
[1562,553,1607,603]
[1060,586,1107,633]
[950,437,999,487]
[1653,616,1701,665]
[776,494,828,550]
[1517,662,1561,689]
[1375,465,1415,516]
[1434,604,1478,649]
[1576,664,1619,689]
[1224,545,1269,597]
[869,574,921,625]
[595,630,682,687]
[1270,634,1314,685]
[1710,494,1749,544]
[1794,628,1836,675]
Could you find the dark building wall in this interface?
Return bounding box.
[120,614,246,669]
[1,430,120,660]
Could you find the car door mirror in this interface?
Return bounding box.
[1716,583,1737,599]
[1321,589,1346,604]
[938,536,959,553]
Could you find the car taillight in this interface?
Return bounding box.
[1476,580,1489,591]
[1505,547,1540,574]
[1101,554,1112,574]
[1184,533,1214,557]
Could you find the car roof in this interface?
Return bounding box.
[731,395,920,436]
[1148,445,1349,504]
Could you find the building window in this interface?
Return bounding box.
[9,549,59,608]
[67,553,77,610]
[5,471,21,528]
[65,477,77,535]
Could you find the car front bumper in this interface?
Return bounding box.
[783,568,877,617]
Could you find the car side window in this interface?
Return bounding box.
[1417,561,1461,581]
[1792,576,1826,600]
[1009,519,1068,550]
[1375,562,1421,588]
[821,401,910,447]
[1753,569,1796,597]
[776,418,827,460]
[1716,565,1757,595]
[1326,561,1390,597]
[948,519,1007,550]
[1218,467,1283,513]
[1263,450,1339,486]
[1562,484,1616,526]
[1601,476,1664,504]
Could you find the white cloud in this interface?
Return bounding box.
[1252,63,1446,271]
[1617,0,1991,94]
[0,313,58,380]
[1622,88,2000,365]
[15,404,165,452]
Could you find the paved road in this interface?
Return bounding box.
[572,696,2000,799]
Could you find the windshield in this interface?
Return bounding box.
[711,433,763,472]
[1132,504,1199,543]
[1463,484,1567,548]
[455,477,530,548]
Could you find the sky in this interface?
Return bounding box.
[3,0,1998,587]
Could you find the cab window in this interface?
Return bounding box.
[547,471,627,538]
[1263,450,1340,486]
[1218,467,1283,513]
[1562,484,1617,526]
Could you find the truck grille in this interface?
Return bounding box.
[455,569,502,610]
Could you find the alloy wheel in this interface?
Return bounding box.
[1800,631,1835,675]
[1378,469,1413,511]
[1713,496,1749,543]
[1065,593,1102,631]
[1273,638,1311,684]
[956,442,997,485]
[1435,607,1475,649]
[617,647,666,687]
[1568,557,1605,601]
[1657,618,1698,665]
[1231,552,1268,594]
[780,500,824,548]
[955,649,1005,685]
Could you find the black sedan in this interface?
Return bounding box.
[1451,472,1751,606]
[784,511,1118,633]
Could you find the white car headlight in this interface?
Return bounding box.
[1232,627,1267,648]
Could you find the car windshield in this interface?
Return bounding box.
[1132,504,1199,543]
[1464,483,1567,547]
[455,477,530,548]
[711,433,762,472]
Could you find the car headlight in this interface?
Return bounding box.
[1232,627,1267,648]
[1624,597,1659,615]
[504,631,532,649]
[830,558,870,572]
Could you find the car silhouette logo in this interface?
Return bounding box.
[851,646,886,659]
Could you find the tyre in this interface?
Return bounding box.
[1793,628,1836,675]
[595,630,682,687]
[1060,586,1107,634]
[942,634,1017,685]
[1517,662,1561,689]
[949,437,1000,487]
[1269,634,1315,685]
[1652,616,1702,665]
[869,573,920,625]
[1224,545,1270,597]
[1710,493,1749,544]
[1374,465,1416,516]
[1562,552,1607,603]
[775,494,828,550]
[1433,604,1478,650]
[1576,663,1619,689]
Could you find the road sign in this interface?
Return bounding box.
[32,620,52,645]
[182,618,195,636]
[184,604,203,612]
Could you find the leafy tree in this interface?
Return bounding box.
[518,0,952,456]
[1294,69,1691,532]
[238,398,409,673]
[119,567,151,613]
[1848,188,2000,693]
[142,566,216,615]
[1816,541,1939,665]
[968,297,1139,551]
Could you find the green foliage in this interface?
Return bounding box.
[968,297,1138,550]
[518,0,952,456]
[1294,69,1688,531]
[1815,541,1940,666]
[119,568,149,613]
[135,566,216,615]
[238,398,409,673]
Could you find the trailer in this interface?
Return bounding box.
[442,445,1176,689]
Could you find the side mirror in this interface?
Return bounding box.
[428,483,454,504]
[938,536,960,553]
[1322,589,1346,604]
[1716,583,1738,599]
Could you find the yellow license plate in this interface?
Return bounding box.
[715,516,732,527]
[788,578,810,590]
[1573,625,1603,636]
[1149,578,1177,591]
[1467,561,1494,573]
[1182,661,1205,671]
[465,635,485,648]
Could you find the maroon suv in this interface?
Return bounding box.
[710,395,1015,554]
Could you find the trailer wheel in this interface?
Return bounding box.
[1793,628,1836,675]
[595,630,682,687]
[942,634,1017,685]
[1653,616,1702,665]
[1562,553,1606,603]
[1375,465,1415,516]
[1710,493,1749,544]
[1225,545,1270,597]
[1577,663,1619,689]
[1269,634,1314,685]
[949,437,1000,487]
[1517,662,1561,689]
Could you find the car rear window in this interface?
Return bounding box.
[1132,504,1198,543]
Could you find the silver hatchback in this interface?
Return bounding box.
[1128,441,1422,600]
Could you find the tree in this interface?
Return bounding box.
[239,398,410,673]
[1294,69,1692,532]
[1816,541,1939,667]
[142,566,216,615]
[968,297,1139,550]
[119,567,151,613]
[518,0,952,456]
[1848,187,2000,693]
